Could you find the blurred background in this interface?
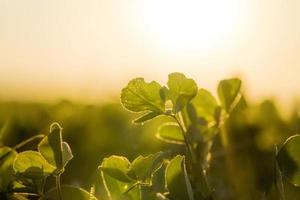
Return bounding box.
[1,0,300,199]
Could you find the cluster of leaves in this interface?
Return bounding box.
[0,123,97,200]
[97,72,243,200]
[98,72,300,200]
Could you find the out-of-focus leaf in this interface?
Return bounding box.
[166,155,194,200]
[156,123,184,144]
[133,111,160,124]
[45,185,98,200]
[217,78,241,113]
[0,147,17,191]
[13,151,55,179]
[121,78,165,113]
[191,89,218,122]
[277,135,300,186]
[38,123,73,171]
[99,156,132,183]
[167,73,198,113]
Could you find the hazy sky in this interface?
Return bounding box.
[0,0,299,104]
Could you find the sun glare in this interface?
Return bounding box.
[138,0,240,51]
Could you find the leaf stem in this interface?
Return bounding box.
[170,114,195,163]
[13,134,44,150]
[56,174,63,200]
[274,146,286,200]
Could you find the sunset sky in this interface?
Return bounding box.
[0,0,299,105]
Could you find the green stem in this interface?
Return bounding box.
[274,146,286,200]
[56,174,63,200]
[168,114,195,163]
[122,182,149,195]
[13,134,44,150]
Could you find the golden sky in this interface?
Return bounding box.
[0,0,299,104]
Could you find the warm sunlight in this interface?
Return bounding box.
[137,0,241,51]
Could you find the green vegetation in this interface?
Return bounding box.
[1,73,300,199]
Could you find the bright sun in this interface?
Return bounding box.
[137,0,240,51]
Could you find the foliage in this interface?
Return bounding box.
[1,72,300,199]
[0,122,96,200]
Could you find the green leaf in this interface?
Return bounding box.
[166,155,194,200]
[121,78,165,113]
[61,142,73,169]
[0,147,17,191]
[277,135,300,186]
[133,111,160,124]
[45,185,98,200]
[100,156,139,200]
[13,151,55,179]
[38,123,73,171]
[101,173,139,200]
[167,73,198,113]
[151,162,168,193]
[156,123,184,144]
[128,152,167,182]
[217,78,241,113]
[191,89,218,122]
[99,156,132,183]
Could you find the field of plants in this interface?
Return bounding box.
[1,73,300,200]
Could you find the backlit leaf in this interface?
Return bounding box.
[121,78,165,113]
[13,151,55,179]
[191,89,218,122]
[99,156,132,183]
[167,73,198,113]
[217,78,241,113]
[166,155,194,200]
[128,152,167,182]
[38,123,73,170]
[156,123,184,144]
[100,156,139,200]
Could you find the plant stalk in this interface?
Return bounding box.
[56,174,63,200]
[13,134,44,150]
